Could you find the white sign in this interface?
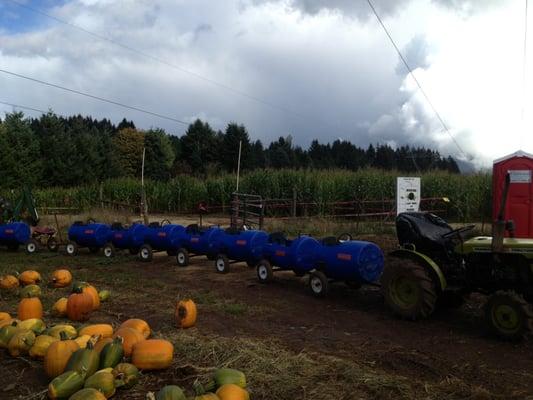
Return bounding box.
[509,170,532,183]
[397,177,421,215]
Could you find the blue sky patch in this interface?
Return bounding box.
[0,0,69,34]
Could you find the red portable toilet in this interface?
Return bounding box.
[492,151,533,238]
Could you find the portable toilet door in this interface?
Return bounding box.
[492,150,533,238]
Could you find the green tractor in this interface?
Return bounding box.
[382,173,533,340]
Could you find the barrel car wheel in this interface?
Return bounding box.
[103,243,116,258]
[256,259,274,283]
[215,254,230,274]
[309,270,329,298]
[176,248,190,267]
[139,244,153,262]
[66,241,78,256]
[25,239,39,254]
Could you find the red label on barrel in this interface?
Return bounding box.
[157,232,167,237]
[275,250,286,257]
[84,230,94,235]
[236,240,247,246]
[191,237,200,243]
[5,229,14,234]
[114,234,123,239]
[337,253,352,261]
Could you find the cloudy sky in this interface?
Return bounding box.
[0,0,531,168]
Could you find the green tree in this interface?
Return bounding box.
[111,128,145,177]
[180,119,220,174]
[221,123,251,172]
[144,128,175,181]
[1,112,41,187]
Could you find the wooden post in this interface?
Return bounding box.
[292,187,297,218]
[236,140,242,192]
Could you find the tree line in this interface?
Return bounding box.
[0,111,460,189]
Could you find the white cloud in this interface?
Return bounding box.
[0,0,529,168]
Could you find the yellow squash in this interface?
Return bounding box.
[29,335,59,358]
[79,324,113,339]
[8,329,36,357]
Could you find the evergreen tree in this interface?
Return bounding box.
[111,128,145,177]
[221,123,251,172]
[144,128,175,181]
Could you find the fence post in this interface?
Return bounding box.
[292,187,297,218]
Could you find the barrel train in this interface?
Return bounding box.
[0,219,384,297]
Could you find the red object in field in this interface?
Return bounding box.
[493,151,533,238]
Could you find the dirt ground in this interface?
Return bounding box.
[0,233,532,399]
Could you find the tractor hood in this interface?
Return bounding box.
[458,236,533,259]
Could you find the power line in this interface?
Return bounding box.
[0,69,189,125]
[0,101,48,114]
[6,0,332,128]
[365,0,468,160]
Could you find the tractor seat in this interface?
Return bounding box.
[33,226,55,235]
[396,212,454,255]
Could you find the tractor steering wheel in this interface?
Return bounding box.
[338,233,353,242]
[441,225,476,239]
[161,219,172,226]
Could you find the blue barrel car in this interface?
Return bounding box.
[175,224,225,267]
[66,221,113,256]
[213,227,269,273]
[307,234,385,297]
[255,233,321,283]
[139,220,185,262]
[102,222,148,258]
[0,222,36,254]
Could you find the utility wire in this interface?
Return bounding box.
[6,0,334,129]
[0,101,48,114]
[366,0,468,160]
[0,69,189,125]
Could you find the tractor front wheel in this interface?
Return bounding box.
[381,259,437,320]
[484,291,533,341]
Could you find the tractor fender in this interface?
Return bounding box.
[389,249,447,292]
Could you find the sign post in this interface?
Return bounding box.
[397,177,421,215]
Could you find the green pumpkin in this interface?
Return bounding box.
[66,340,100,378]
[156,385,186,400]
[204,368,247,392]
[84,370,116,398]
[48,370,85,399]
[98,290,110,302]
[20,284,41,298]
[68,388,106,400]
[112,363,139,389]
[99,336,124,368]
[0,322,19,348]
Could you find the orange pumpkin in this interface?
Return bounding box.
[51,269,72,288]
[73,282,100,311]
[78,324,113,338]
[18,297,43,320]
[19,270,42,286]
[44,331,80,378]
[113,327,145,357]
[175,299,197,329]
[216,384,250,400]
[0,312,10,322]
[66,289,93,322]
[52,298,68,317]
[0,274,20,289]
[119,319,150,339]
[131,339,173,370]
[94,337,113,354]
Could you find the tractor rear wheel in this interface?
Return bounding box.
[484,291,533,341]
[381,259,437,320]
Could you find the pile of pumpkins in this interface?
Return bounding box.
[148,368,251,400]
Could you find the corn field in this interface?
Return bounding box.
[4,169,492,221]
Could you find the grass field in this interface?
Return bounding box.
[0,231,532,399]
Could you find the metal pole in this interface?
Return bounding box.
[236,140,242,192]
